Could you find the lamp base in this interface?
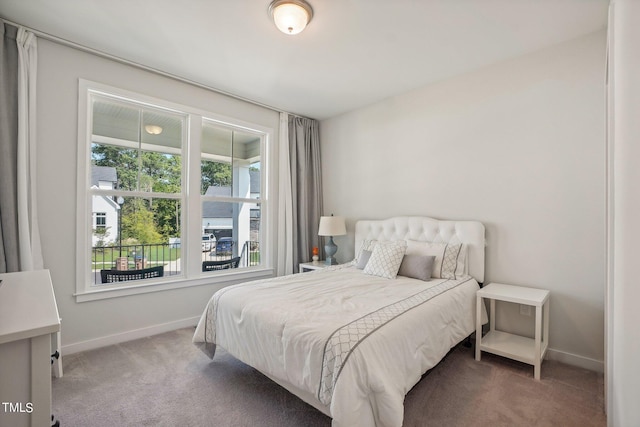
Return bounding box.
[325,256,338,266]
[324,236,338,266]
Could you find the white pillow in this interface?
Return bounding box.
[406,240,466,279]
[363,241,407,279]
[441,243,466,279]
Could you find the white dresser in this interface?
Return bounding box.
[0,269,61,427]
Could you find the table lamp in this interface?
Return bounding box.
[318,215,346,265]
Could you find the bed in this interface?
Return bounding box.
[193,216,487,427]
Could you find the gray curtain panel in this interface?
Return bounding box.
[0,23,20,273]
[288,116,323,272]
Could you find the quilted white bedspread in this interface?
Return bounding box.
[193,264,483,427]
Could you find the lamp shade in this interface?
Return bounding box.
[269,0,313,35]
[318,216,346,236]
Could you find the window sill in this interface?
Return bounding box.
[74,267,275,303]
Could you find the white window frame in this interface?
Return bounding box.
[94,212,107,229]
[75,80,274,302]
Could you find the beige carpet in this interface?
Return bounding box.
[52,328,605,427]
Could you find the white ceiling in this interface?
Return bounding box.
[0,0,608,120]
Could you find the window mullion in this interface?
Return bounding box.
[90,189,183,200]
[186,115,203,277]
[200,196,258,205]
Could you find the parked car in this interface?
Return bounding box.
[202,234,215,252]
[215,237,233,255]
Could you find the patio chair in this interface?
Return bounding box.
[100,265,164,283]
[202,257,241,272]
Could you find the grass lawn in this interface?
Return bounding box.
[93,246,261,269]
[92,246,181,269]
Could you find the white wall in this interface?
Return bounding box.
[320,31,606,369]
[608,0,640,424]
[36,39,280,351]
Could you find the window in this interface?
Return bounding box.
[95,212,107,229]
[201,120,263,269]
[76,80,272,301]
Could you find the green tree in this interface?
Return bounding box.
[121,199,163,244]
[153,198,180,239]
[201,160,232,194]
[141,151,182,190]
[93,226,111,247]
[91,144,138,190]
[146,153,182,238]
[92,144,183,241]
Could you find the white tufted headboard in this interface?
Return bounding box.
[354,216,486,283]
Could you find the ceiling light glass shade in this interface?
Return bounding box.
[269,0,313,35]
[144,124,163,135]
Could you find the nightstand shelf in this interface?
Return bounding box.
[475,282,550,380]
[479,330,545,365]
[299,261,328,272]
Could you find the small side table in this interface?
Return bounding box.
[475,282,550,380]
[299,261,327,272]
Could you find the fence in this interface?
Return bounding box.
[91,243,180,285]
[92,240,260,284]
[240,240,260,267]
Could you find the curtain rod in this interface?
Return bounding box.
[1,17,312,120]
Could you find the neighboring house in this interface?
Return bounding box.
[202,185,233,237]
[91,166,120,247]
[202,169,261,246]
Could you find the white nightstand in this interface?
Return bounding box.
[299,261,328,272]
[475,282,550,380]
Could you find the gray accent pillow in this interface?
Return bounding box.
[356,250,372,269]
[397,255,436,281]
[355,239,376,265]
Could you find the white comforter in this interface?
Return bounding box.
[193,264,483,427]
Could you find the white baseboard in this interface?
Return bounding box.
[62,316,200,355]
[546,347,604,373]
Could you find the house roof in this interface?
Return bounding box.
[91,166,117,187]
[203,186,232,218]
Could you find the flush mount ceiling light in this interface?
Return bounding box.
[144,124,163,135]
[268,0,313,35]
